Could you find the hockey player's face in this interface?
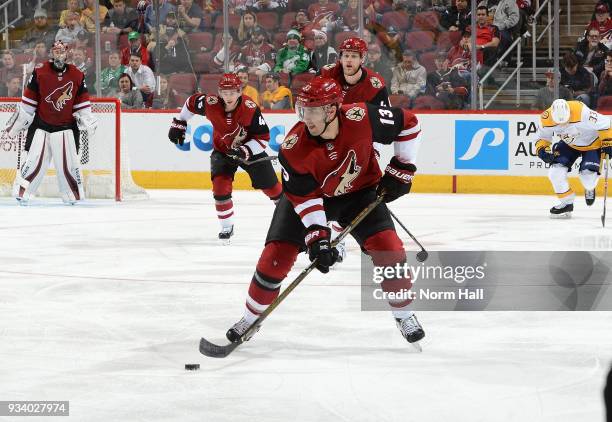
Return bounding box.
[297,105,328,135]
[341,51,362,76]
[219,89,241,109]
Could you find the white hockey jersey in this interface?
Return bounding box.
[535,101,612,151]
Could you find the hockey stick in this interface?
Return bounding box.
[199,194,386,358]
[388,209,428,262]
[227,154,278,166]
[602,154,609,228]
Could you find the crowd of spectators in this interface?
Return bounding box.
[2,0,612,111]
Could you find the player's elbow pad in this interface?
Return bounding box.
[6,104,34,138]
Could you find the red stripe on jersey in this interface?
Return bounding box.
[398,131,420,142]
[298,204,325,219]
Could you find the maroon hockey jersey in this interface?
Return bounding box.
[22,61,90,127]
[237,42,276,72]
[320,62,389,106]
[184,94,269,154]
[279,103,420,228]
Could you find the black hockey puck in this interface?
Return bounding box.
[185,363,200,371]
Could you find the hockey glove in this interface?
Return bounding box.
[168,118,187,146]
[305,225,339,274]
[602,139,612,158]
[377,157,416,203]
[228,145,252,163]
[537,148,556,164]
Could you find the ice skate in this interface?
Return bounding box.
[226,317,259,343]
[218,225,234,244]
[585,189,595,206]
[549,203,573,219]
[395,314,425,351]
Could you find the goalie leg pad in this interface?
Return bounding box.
[48,130,84,203]
[16,129,52,201]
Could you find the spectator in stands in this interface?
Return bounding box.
[587,3,612,49]
[152,74,180,109]
[246,0,284,12]
[74,30,92,52]
[597,51,612,104]
[22,8,57,53]
[261,73,293,110]
[491,0,519,56]
[213,36,242,72]
[59,0,81,28]
[148,12,190,74]
[177,0,204,32]
[447,29,472,70]
[533,68,572,110]
[380,26,403,66]
[426,51,469,109]
[342,0,361,31]
[309,29,337,72]
[475,6,500,66]
[126,52,156,104]
[104,0,138,36]
[236,67,260,105]
[24,42,49,76]
[237,12,258,46]
[575,28,609,78]
[238,26,276,78]
[561,52,594,106]
[229,0,249,15]
[122,31,154,70]
[274,30,310,76]
[292,9,312,36]
[80,0,110,33]
[145,0,176,32]
[364,43,392,87]
[0,51,19,82]
[100,51,127,96]
[70,47,96,94]
[308,0,341,31]
[391,49,427,103]
[441,0,471,32]
[3,76,22,98]
[55,12,84,46]
[117,73,145,109]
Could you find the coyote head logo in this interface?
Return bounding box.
[45,81,74,112]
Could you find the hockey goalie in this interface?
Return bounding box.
[2,41,97,205]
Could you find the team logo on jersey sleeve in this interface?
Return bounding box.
[206,96,218,105]
[282,134,299,149]
[245,100,257,109]
[321,150,361,196]
[370,77,382,89]
[322,63,336,71]
[45,81,74,112]
[346,107,365,121]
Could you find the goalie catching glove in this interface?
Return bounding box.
[305,225,339,273]
[377,157,416,203]
[168,118,187,146]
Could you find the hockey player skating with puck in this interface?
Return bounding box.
[3,41,97,205]
[319,37,391,262]
[535,99,612,218]
[168,73,282,241]
[225,76,425,346]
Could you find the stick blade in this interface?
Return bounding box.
[199,337,239,358]
[602,214,606,228]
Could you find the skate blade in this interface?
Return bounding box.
[550,212,572,219]
[409,341,423,352]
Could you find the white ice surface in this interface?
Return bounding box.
[0,191,610,422]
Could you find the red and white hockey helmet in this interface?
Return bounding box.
[51,40,68,67]
[295,76,342,108]
[339,37,368,56]
[218,73,243,91]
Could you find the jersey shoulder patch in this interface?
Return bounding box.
[206,95,219,105]
[282,133,299,150]
[370,76,383,89]
[244,99,257,109]
[345,106,366,121]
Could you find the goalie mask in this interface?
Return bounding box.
[51,41,68,69]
